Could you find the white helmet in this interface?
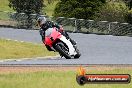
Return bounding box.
[37,16,47,27]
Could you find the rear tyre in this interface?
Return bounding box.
[74,46,81,59]
[55,42,72,59]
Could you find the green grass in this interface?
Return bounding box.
[0,68,131,88]
[43,0,59,16]
[0,12,10,20]
[0,0,13,20]
[0,0,13,12]
[0,39,58,59]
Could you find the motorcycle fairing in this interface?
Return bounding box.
[59,35,77,56]
[44,28,61,47]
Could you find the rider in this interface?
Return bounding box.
[37,16,76,51]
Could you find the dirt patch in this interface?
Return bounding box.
[0,67,78,74]
[0,20,16,26]
[0,66,132,74]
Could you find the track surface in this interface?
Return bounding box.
[0,28,132,64]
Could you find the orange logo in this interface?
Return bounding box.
[78,65,86,76]
[76,66,131,85]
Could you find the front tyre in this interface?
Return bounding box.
[54,42,72,59]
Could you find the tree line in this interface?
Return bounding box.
[8,0,132,24]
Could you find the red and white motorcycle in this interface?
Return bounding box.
[43,27,81,59]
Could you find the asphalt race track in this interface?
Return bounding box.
[0,28,132,65]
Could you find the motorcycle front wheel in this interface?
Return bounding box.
[54,42,72,59]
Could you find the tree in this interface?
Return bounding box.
[9,0,44,14]
[8,0,44,28]
[54,0,106,19]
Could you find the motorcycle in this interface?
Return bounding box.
[43,27,81,59]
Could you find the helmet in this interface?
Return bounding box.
[37,16,47,27]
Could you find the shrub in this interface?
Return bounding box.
[54,0,106,19]
[126,9,132,24]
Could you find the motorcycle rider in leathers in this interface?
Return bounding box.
[37,16,76,51]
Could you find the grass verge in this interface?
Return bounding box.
[0,66,131,88]
[0,38,58,59]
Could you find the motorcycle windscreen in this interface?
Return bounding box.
[44,28,53,46]
[50,28,61,39]
[45,28,61,46]
[45,28,53,37]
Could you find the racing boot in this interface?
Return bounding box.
[70,39,76,45]
[69,39,77,50]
